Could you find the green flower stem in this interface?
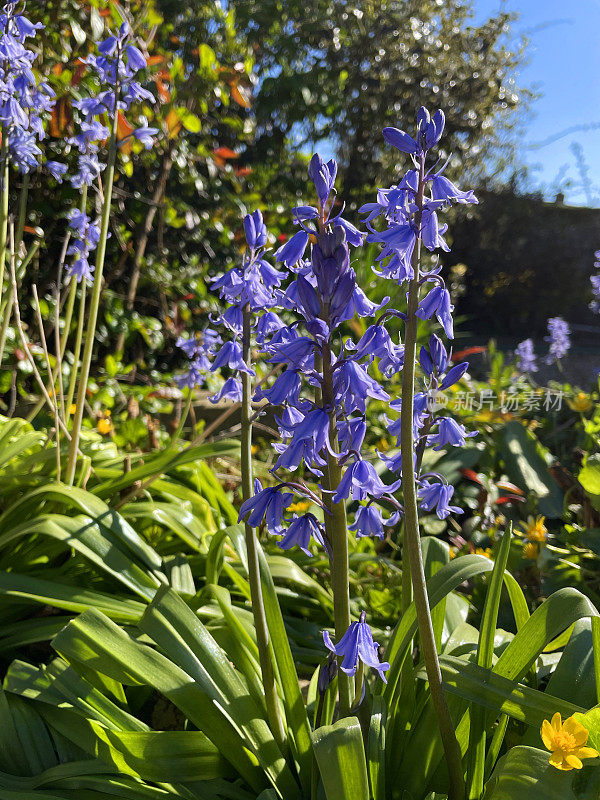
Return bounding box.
[241,304,287,751]
[2,238,39,372]
[172,389,193,441]
[321,334,353,718]
[64,281,86,416]
[65,116,118,484]
[400,155,465,800]
[0,133,9,328]
[14,171,29,256]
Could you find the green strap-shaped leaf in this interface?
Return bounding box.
[467,524,513,798]
[51,608,268,794]
[368,696,387,800]
[312,717,369,800]
[256,541,313,794]
[494,588,599,683]
[0,571,145,622]
[436,655,584,725]
[482,746,576,800]
[383,555,529,708]
[0,484,163,572]
[92,441,238,499]
[40,706,234,783]
[139,586,299,799]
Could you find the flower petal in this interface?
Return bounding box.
[574,746,599,761]
[551,712,563,732]
[565,754,583,770]
[549,752,569,770]
[541,719,554,751]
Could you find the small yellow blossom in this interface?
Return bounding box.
[251,444,259,455]
[475,547,492,559]
[523,515,547,543]
[288,500,311,513]
[448,547,456,559]
[97,418,112,435]
[68,404,76,415]
[541,713,599,771]
[568,392,593,413]
[523,542,539,560]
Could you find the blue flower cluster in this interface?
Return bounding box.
[68,22,157,188]
[233,109,478,681]
[590,249,600,314]
[515,315,571,374]
[515,338,537,373]
[174,209,286,401]
[0,3,54,172]
[66,210,101,284]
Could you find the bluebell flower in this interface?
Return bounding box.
[211,341,255,375]
[46,160,67,181]
[323,612,390,682]
[275,230,310,267]
[255,311,285,344]
[337,417,367,455]
[382,126,418,155]
[254,368,301,406]
[416,285,454,339]
[430,173,478,206]
[273,408,330,472]
[333,459,401,503]
[590,274,600,314]
[515,339,538,373]
[244,209,268,250]
[429,417,477,451]
[66,210,101,284]
[308,153,337,205]
[334,360,390,414]
[209,377,243,403]
[350,325,404,376]
[418,106,445,150]
[267,334,315,370]
[348,504,400,539]
[132,126,159,149]
[175,359,206,390]
[418,479,462,519]
[238,479,294,535]
[441,363,469,390]
[278,513,325,556]
[545,317,570,364]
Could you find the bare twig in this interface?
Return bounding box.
[9,225,87,464]
[32,284,61,479]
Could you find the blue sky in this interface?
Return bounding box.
[474,0,600,205]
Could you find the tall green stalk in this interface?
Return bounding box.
[240,304,287,750]
[65,116,118,484]
[320,333,352,717]
[0,133,9,328]
[400,155,465,800]
[65,282,87,415]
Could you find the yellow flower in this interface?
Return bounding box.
[288,500,311,513]
[475,547,492,559]
[523,542,539,560]
[97,418,112,435]
[251,444,259,455]
[448,547,456,559]
[541,713,599,771]
[523,515,547,543]
[68,404,77,416]
[568,392,593,413]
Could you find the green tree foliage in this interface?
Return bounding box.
[236,0,527,200]
[5,0,527,379]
